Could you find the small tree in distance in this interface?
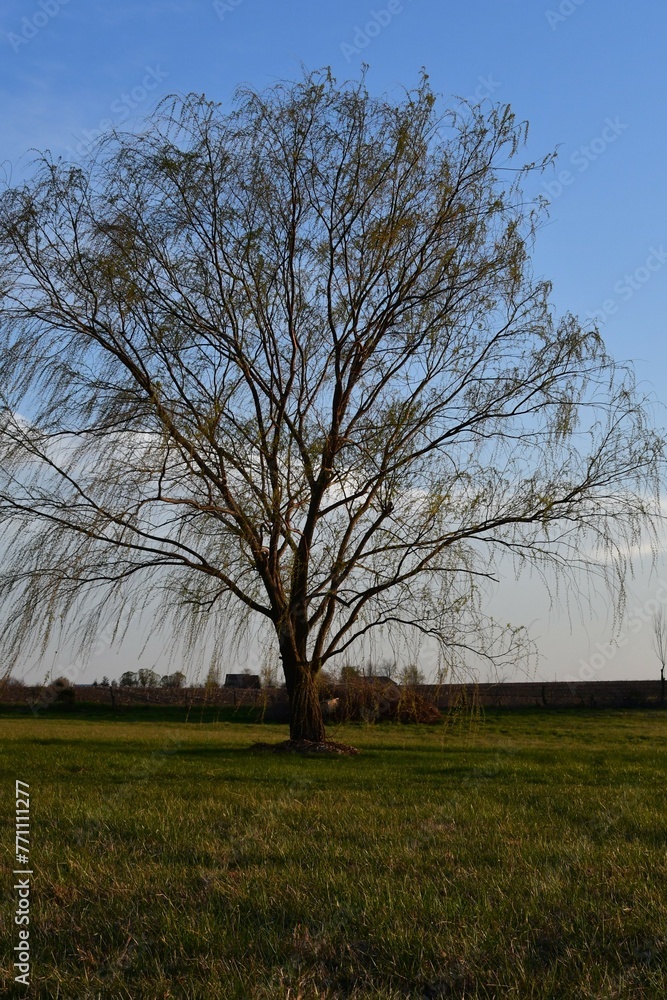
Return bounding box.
[137,668,160,688]
[652,609,667,705]
[52,676,74,706]
[204,662,221,688]
[398,664,425,688]
[259,654,280,689]
[161,671,186,689]
[0,69,662,745]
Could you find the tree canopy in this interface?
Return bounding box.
[0,69,662,742]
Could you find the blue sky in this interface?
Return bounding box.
[2,0,667,682]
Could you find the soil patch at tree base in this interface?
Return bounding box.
[250,739,360,756]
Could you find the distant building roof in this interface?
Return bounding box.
[224,673,261,689]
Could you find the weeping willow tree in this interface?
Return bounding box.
[0,70,662,743]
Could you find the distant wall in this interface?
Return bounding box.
[0,679,663,710]
[0,683,270,708]
[419,680,664,709]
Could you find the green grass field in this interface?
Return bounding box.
[2,708,667,999]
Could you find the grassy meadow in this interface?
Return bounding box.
[1,707,667,998]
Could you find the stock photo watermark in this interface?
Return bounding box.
[340,0,413,62]
[14,780,32,986]
[542,117,629,202]
[7,0,71,53]
[467,74,501,104]
[585,245,667,328]
[566,580,667,687]
[63,65,169,163]
[545,0,587,31]
[213,0,246,21]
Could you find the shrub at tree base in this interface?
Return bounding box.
[394,690,442,724]
[332,678,441,724]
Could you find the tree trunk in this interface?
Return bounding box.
[278,620,327,742]
[287,667,326,742]
[280,640,326,741]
